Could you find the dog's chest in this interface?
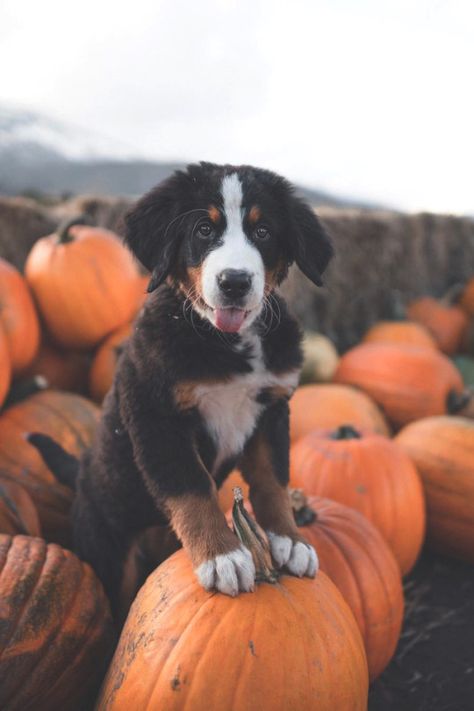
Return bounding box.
[192,337,298,473]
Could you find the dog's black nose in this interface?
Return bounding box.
[217,269,252,298]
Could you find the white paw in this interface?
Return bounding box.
[195,546,256,596]
[267,533,318,578]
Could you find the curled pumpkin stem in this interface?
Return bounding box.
[56,215,93,244]
[290,488,317,527]
[232,487,278,584]
[331,424,362,440]
[446,388,472,415]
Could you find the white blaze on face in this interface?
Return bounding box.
[201,173,265,330]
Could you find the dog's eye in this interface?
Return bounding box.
[196,222,213,239]
[255,226,270,241]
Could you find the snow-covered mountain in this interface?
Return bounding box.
[0,104,374,206]
[0,105,140,164]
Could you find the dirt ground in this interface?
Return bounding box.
[369,549,474,711]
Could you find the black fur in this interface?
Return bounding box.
[31,162,332,615]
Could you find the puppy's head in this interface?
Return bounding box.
[124,162,332,333]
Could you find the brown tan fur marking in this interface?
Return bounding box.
[166,493,238,567]
[248,205,261,224]
[240,431,305,542]
[208,205,220,224]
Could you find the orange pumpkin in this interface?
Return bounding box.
[396,416,474,564]
[290,383,390,443]
[407,296,468,355]
[334,343,468,428]
[0,324,11,409]
[24,337,91,394]
[0,258,40,374]
[0,535,114,711]
[97,549,368,710]
[218,469,250,512]
[0,474,41,536]
[0,390,99,544]
[25,218,140,349]
[290,492,403,680]
[89,323,133,403]
[290,425,425,574]
[362,320,437,350]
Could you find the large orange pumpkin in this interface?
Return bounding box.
[0,258,40,374]
[362,320,437,350]
[395,416,474,564]
[0,389,99,544]
[89,323,133,403]
[0,473,41,536]
[290,383,390,443]
[25,218,140,349]
[406,296,468,355]
[0,324,11,409]
[290,492,403,680]
[334,343,468,428]
[23,337,91,394]
[97,508,369,711]
[0,535,114,711]
[290,425,425,574]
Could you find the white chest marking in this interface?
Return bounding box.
[193,334,298,474]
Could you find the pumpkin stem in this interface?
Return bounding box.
[389,289,407,321]
[331,424,362,440]
[447,388,473,416]
[3,376,48,409]
[56,215,92,244]
[232,488,279,584]
[290,488,317,527]
[441,282,466,306]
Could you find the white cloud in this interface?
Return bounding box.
[0,0,473,212]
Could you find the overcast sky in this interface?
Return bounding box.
[1,0,473,213]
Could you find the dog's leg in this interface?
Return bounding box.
[239,400,318,578]
[120,394,256,596]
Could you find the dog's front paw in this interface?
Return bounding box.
[195,546,256,596]
[267,532,318,578]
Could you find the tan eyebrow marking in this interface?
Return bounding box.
[208,205,221,223]
[248,205,261,224]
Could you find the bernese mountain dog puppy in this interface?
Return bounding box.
[31,162,333,615]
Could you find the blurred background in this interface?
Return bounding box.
[1,0,473,213]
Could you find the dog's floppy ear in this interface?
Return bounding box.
[123,178,182,293]
[290,198,333,286]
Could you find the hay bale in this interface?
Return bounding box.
[281,208,474,351]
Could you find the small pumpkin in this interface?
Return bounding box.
[290,491,403,680]
[97,494,368,711]
[395,416,474,564]
[290,383,390,443]
[362,320,437,350]
[0,473,41,536]
[0,389,99,544]
[23,336,91,394]
[0,324,11,409]
[25,217,140,349]
[334,343,469,428]
[0,258,40,374]
[290,425,425,574]
[89,323,133,403]
[300,332,340,384]
[0,534,114,711]
[406,294,468,355]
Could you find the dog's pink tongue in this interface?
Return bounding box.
[215,308,246,333]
